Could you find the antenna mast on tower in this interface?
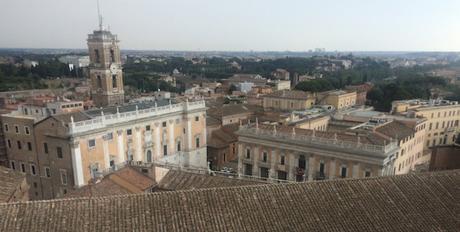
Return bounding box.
[97,0,103,30]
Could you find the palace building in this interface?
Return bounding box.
[236,122,399,182]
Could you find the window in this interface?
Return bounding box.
[177,141,181,152]
[429,123,432,130]
[96,75,102,88]
[106,132,113,140]
[340,166,347,178]
[126,129,132,136]
[60,169,68,185]
[112,75,117,88]
[146,125,151,131]
[195,137,200,148]
[27,142,32,151]
[44,143,48,153]
[262,152,268,162]
[163,145,168,156]
[33,182,37,188]
[88,139,96,149]
[94,49,100,63]
[246,148,251,159]
[195,116,199,122]
[24,126,30,135]
[7,139,11,148]
[319,161,325,175]
[162,122,167,127]
[15,125,19,134]
[280,155,285,165]
[21,163,26,173]
[10,161,15,170]
[57,147,63,159]
[30,164,37,176]
[4,123,8,132]
[146,150,152,163]
[45,167,51,178]
[17,141,22,150]
[365,170,371,177]
[110,49,115,62]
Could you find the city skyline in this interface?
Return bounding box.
[1,0,460,51]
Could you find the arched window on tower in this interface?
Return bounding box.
[94,49,100,63]
[110,49,115,62]
[112,75,117,88]
[96,75,102,89]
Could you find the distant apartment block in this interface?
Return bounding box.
[391,99,460,149]
[263,90,316,111]
[317,90,357,110]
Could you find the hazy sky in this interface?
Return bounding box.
[1,0,460,51]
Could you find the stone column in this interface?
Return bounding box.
[116,130,126,164]
[168,119,175,154]
[288,153,297,181]
[154,122,161,159]
[186,116,192,151]
[252,146,259,177]
[307,155,315,181]
[135,127,142,162]
[270,149,277,180]
[237,143,243,177]
[329,159,336,180]
[102,136,110,169]
[201,113,207,146]
[70,140,85,187]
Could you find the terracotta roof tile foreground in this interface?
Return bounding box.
[64,167,156,198]
[0,170,459,231]
[0,167,26,203]
[157,170,263,191]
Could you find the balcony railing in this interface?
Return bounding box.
[69,100,205,134]
[238,125,398,156]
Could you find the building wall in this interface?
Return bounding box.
[207,142,237,171]
[1,116,42,200]
[322,92,357,110]
[263,97,315,111]
[237,141,381,182]
[222,113,251,126]
[294,116,330,131]
[392,122,427,175]
[415,106,460,149]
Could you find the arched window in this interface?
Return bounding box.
[146,150,152,163]
[94,49,100,63]
[112,75,117,88]
[110,49,115,62]
[96,75,102,89]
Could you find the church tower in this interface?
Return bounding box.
[87,2,124,107]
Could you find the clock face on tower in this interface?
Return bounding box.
[110,63,118,74]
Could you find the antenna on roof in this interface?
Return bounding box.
[97,0,103,30]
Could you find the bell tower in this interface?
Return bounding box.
[87,0,124,107]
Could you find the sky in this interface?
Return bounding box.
[1,0,460,51]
